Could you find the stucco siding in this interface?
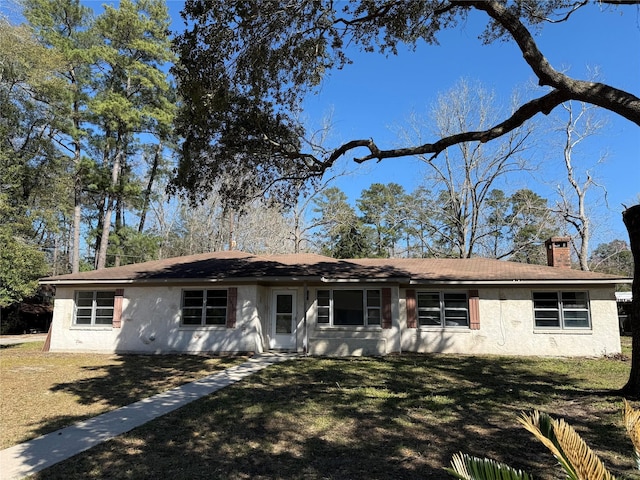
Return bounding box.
[255,286,269,352]
[48,282,620,357]
[49,285,262,354]
[400,286,621,356]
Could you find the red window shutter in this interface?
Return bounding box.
[382,288,392,329]
[469,289,480,330]
[406,289,417,329]
[226,287,237,328]
[112,289,124,328]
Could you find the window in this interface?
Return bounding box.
[181,290,228,326]
[416,291,469,327]
[316,289,381,326]
[75,291,115,326]
[533,291,590,329]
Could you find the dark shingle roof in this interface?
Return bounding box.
[40,251,630,285]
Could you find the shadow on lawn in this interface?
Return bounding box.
[48,353,243,406]
[19,354,245,443]
[33,354,636,480]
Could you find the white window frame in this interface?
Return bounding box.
[533,291,591,329]
[316,289,381,327]
[74,290,115,326]
[416,291,469,328]
[181,289,228,326]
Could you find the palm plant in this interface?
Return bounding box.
[446,400,640,480]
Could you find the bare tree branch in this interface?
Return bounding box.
[305,1,639,170]
[315,89,569,167]
[521,1,589,24]
[466,0,640,123]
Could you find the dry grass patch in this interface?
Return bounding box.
[2,337,638,479]
[0,341,246,449]
[32,342,640,480]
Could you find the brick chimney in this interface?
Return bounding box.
[545,237,571,269]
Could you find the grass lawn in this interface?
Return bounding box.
[3,338,636,480]
[0,341,246,449]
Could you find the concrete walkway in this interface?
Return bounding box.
[0,334,48,346]
[0,353,296,480]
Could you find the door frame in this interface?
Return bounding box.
[269,289,297,350]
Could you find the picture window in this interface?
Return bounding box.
[316,289,381,327]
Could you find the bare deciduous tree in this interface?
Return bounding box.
[233,202,297,255]
[153,191,298,257]
[553,101,608,271]
[402,79,533,258]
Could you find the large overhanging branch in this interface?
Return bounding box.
[465,0,640,124]
[308,0,640,170]
[317,89,571,167]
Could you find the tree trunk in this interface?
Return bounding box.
[228,210,237,251]
[96,146,123,270]
[72,197,82,273]
[71,94,82,274]
[138,142,162,233]
[96,199,115,270]
[52,235,59,276]
[93,196,105,268]
[621,204,640,397]
[114,192,123,268]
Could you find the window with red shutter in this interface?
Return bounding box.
[468,289,480,330]
[112,289,124,328]
[415,291,470,328]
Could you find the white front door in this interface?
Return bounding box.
[270,290,296,350]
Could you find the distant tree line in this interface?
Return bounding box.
[309,183,632,273]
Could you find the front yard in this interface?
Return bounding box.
[0,341,246,449]
[1,339,638,479]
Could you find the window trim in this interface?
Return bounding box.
[416,290,470,329]
[73,290,115,327]
[532,291,591,330]
[316,288,382,328]
[180,289,229,327]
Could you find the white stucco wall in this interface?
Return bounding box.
[399,286,621,357]
[49,285,262,354]
[48,283,621,357]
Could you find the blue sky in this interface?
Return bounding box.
[6,0,638,246]
[296,3,640,244]
[166,1,639,244]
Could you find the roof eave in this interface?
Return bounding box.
[320,276,412,283]
[40,276,412,286]
[408,278,631,286]
[40,276,630,287]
